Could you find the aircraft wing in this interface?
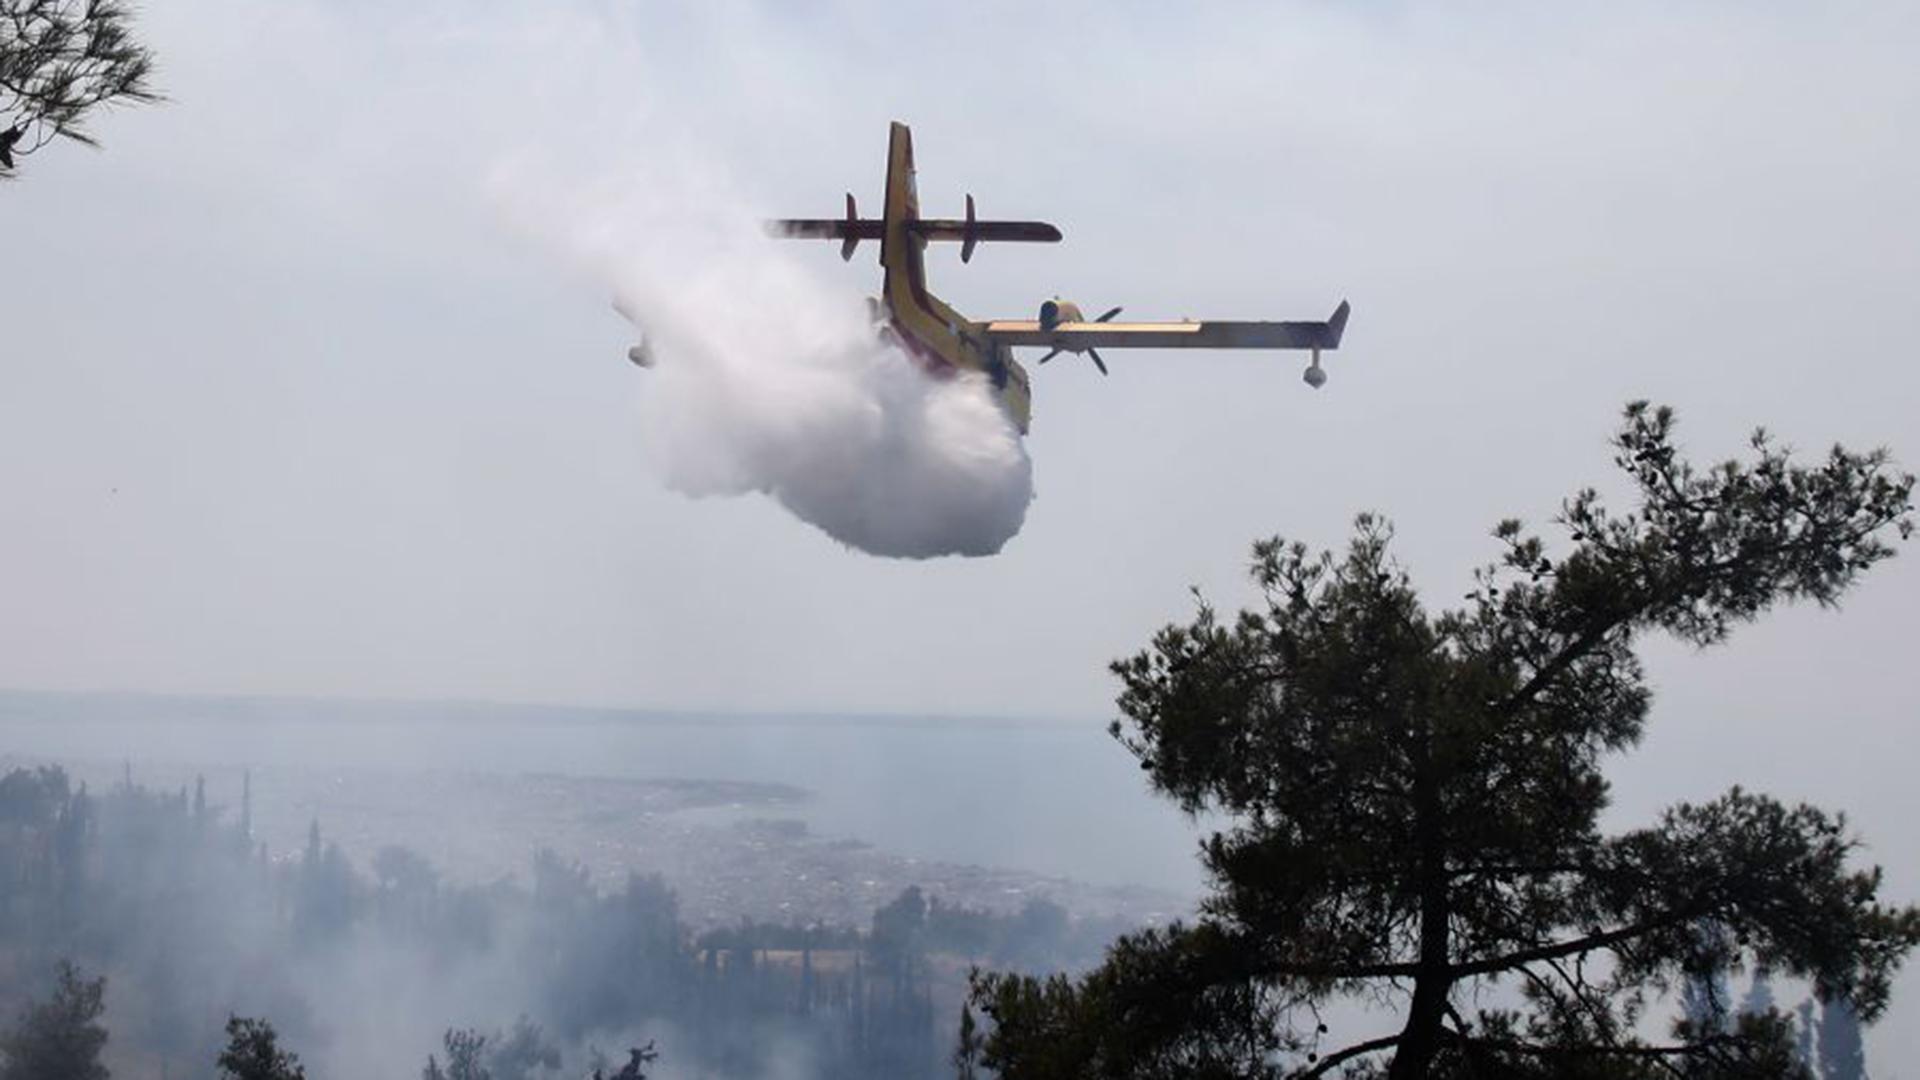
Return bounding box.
[984,300,1349,352]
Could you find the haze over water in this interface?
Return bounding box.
[0,692,1205,897]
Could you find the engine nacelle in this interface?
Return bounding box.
[1038,298,1083,331]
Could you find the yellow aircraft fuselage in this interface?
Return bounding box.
[873,124,1035,432]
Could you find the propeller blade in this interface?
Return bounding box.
[1088,348,1109,376]
[840,192,860,261]
[1095,306,1123,323]
[961,193,978,264]
[1037,348,1063,364]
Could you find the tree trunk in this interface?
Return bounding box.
[1389,757,1451,1079]
[1386,885,1452,1079]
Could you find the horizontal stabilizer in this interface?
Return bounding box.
[768,189,1061,263]
[768,218,888,240]
[766,219,1060,245]
[768,192,885,260]
[908,219,1062,244]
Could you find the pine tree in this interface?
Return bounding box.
[1681,970,1733,1041]
[0,0,157,177]
[0,961,110,1080]
[973,404,1917,1079]
[953,1004,984,1080]
[216,1016,306,1080]
[1680,921,1735,1039]
[428,1029,489,1080]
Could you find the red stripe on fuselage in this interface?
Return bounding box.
[888,317,959,378]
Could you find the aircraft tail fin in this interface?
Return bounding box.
[770,123,1059,265]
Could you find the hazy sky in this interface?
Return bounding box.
[5,0,1920,950]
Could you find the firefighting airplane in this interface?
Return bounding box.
[624,122,1349,434]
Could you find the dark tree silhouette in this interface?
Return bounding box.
[216,1016,306,1080]
[1679,923,1735,1039]
[872,885,929,977]
[424,1029,491,1080]
[972,403,1917,1079]
[954,1004,984,1080]
[0,766,961,1080]
[0,961,110,1080]
[591,1042,657,1080]
[0,0,157,176]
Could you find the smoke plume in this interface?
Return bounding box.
[495,161,1035,559]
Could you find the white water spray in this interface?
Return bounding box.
[496,162,1034,559]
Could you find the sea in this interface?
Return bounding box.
[0,690,1208,898]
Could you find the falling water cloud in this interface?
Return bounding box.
[493,159,1036,559]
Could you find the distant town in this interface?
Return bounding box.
[4,754,1188,933]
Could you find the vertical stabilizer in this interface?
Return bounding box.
[881,121,927,304]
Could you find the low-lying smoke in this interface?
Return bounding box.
[496,162,1034,559]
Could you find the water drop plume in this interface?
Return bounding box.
[495,159,1035,559]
